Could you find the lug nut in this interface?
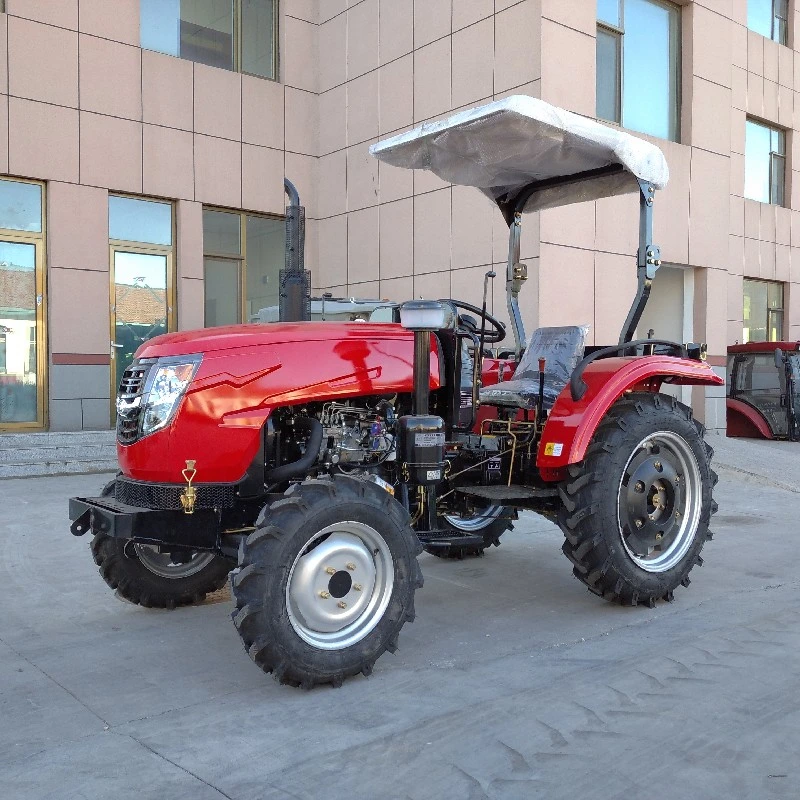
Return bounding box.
[346,562,356,571]
[319,591,330,599]
[337,601,347,609]
[655,532,663,541]
[654,461,662,471]
[324,567,336,575]
[353,583,363,592]
[634,481,645,493]
[635,519,643,529]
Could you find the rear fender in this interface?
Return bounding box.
[726,397,773,439]
[537,356,724,477]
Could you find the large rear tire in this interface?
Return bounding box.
[232,476,423,688]
[91,480,232,609]
[557,393,717,606]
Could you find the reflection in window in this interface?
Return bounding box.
[109,196,173,245]
[743,278,784,343]
[748,0,788,45]
[596,0,681,142]
[744,119,785,205]
[141,0,278,79]
[0,179,42,233]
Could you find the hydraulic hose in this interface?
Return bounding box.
[266,416,323,483]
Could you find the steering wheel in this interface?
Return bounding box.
[446,299,506,344]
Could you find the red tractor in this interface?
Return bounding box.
[70,97,723,689]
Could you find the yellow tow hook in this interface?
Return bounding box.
[179,460,198,514]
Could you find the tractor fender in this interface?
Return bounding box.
[725,397,773,439]
[536,355,724,477]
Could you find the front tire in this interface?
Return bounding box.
[557,393,717,606]
[232,476,423,688]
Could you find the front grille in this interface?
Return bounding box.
[116,362,151,444]
[115,477,237,511]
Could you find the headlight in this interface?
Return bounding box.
[140,356,201,436]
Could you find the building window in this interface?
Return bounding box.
[596,0,681,142]
[748,0,789,45]
[743,279,784,343]
[141,0,278,80]
[0,178,45,429]
[109,196,176,396]
[202,209,285,327]
[744,119,786,205]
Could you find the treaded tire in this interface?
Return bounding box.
[426,506,515,559]
[231,475,423,689]
[90,480,232,609]
[557,392,717,606]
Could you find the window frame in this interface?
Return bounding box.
[596,0,682,143]
[202,207,285,327]
[745,118,787,206]
[0,176,47,432]
[743,278,785,343]
[141,0,280,82]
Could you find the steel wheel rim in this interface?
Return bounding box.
[286,522,394,651]
[443,504,504,532]
[134,545,216,579]
[617,431,702,573]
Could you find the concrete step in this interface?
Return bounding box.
[0,430,118,478]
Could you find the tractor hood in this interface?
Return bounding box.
[135,322,414,359]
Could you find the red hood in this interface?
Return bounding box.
[136,322,413,359]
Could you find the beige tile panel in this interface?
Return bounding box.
[491,205,539,263]
[791,250,800,285]
[451,185,494,270]
[241,144,285,215]
[746,29,763,76]
[495,0,541,95]
[776,243,791,281]
[0,15,6,94]
[730,194,744,237]
[8,17,78,107]
[316,215,348,287]
[319,85,347,155]
[178,277,205,331]
[778,84,793,128]
[594,251,637,345]
[730,20,747,70]
[347,206,379,284]
[414,0,451,48]
[540,202,595,252]
[47,182,108,271]
[348,279,380,296]
[379,160,413,204]
[285,87,319,157]
[746,71,763,118]
[79,35,141,120]
[760,202,777,242]
[49,267,109,353]
[452,19,494,109]
[9,98,79,183]
[80,112,142,192]
[347,0,379,80]
[730,107,745,155]
[320,0,346,24]
[414,270,451,301]
[538,244,594,336]
[654,141,690,265]
[347,143,380,210]
[595,193,638,256]
[743,234,760,276]
[379,198,413,279]
[541,0,595,36]
[143,124,193,201]
[691,4,732,89]
[693,268,727,355]
[778,40,793,88]
[194,64,242,141]
[242,75,284,150]
[7,0,78,29]
[285,151,318,219]
[193,134,241,208]
[319,13,347,92]
[743,199,760,239]
[792,169,800,212]
[304,217,320,281]
[142,51,193,131]
[380,275,413,302]
[452,0,493,32]
[0,95,7,174]
[176,200,203,280]
[729,149,744,198]
[318,151,347,217]
[379,55,413,135]
[413,188,451,274]
[726,271,743,321]
[540,21,594,116]
[414,165,450,195]
[379,0,413,63]
[731,66,746,111]
[283,15,318,92]
[763,78,778,122]
[763,37,779,84]
[792,210,800,248]
[79,0,139,46]
[414,38,451,122]
[347,70,380,145]
[689,149,730,271]
[284,0,318,24]
[691,78,731,156]
[728,233,744,277]
[759,238,776,279]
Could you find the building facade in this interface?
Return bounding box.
[0,0,796,433]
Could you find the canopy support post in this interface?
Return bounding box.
[506,212,527,358]
[619,179,661,346]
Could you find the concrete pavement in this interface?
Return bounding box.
[1,433,799,799]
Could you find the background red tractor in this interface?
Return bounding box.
[70,96,723,689]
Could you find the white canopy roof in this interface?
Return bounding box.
[369,96,669,214]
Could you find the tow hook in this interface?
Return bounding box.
[179,460,198,514]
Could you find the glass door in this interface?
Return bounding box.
[0,239,44,426]
[110,248,171,394]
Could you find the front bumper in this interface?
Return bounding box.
[69,496,219,550]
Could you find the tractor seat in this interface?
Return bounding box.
[479,325,588,410]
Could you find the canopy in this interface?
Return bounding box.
[369,95,669,214]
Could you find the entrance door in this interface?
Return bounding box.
[0,239,43,425]
[110,249,171,393]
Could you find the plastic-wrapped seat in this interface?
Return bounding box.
[479,326,588,410]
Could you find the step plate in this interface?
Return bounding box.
[456,484,557,502]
